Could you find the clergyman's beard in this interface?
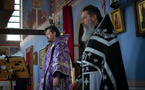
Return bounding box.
[48,40,51,43]
[81,21,94,42]
[47,38,52,43]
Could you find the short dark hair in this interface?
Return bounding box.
[45,25,60,37]
[83,5,102,22]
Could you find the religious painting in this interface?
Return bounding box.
[23,0,49,29]
[110,8,125,34]
[33,52,37,65]
[50,0,72,14]
[39,48,46,69]
[0,45,19,56]
[133,0,145,36]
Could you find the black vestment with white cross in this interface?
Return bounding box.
[76,13,129,90]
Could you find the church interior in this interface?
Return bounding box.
[0,0,145,90]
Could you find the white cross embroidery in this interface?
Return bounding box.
[103,29,107,32]
[82,68,85,72]
[87,52,92,58]
[103,75,107,80]
[86,67,89,71]
[82,53,87,61]
[93,59,98,63]
[101,69,104,72]
[84,78,89,86]
[104,85,108,90]
[82,54,85,59]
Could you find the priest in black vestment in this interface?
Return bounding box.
[70,5,129,90]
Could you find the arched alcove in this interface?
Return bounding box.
[74,4,90,62]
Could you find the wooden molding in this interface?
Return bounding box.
[74,44,80,47]
[0,28,45,35]
[128,80,145,87]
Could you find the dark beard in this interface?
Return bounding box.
[48,40,51,43]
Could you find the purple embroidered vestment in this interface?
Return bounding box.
[37,34,72,90]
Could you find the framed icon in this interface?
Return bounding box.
[110,8,125,33]
[133,0,145,36]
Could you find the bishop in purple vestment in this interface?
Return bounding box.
[37,25,72,90]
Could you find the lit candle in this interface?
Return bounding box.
[58,15,60,22]
[52,13,54,16]
[49,16,51,19]
[53,16,55,24]
[52,13,55,24]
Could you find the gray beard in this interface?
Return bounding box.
[81,21,94,42]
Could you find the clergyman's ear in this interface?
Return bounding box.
[92,14,97,21]
[53,32,56,37]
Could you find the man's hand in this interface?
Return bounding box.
[69,81,80,90]
[53,77,59,87]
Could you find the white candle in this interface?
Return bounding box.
[58,15,60,22]
[53,16,55,24]
[52,13,55,24]
[49,16,51,19]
